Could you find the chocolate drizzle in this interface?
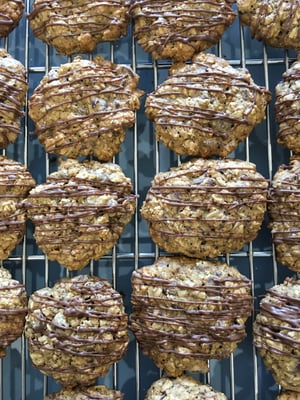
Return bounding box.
[275,60,300,153]
[145,52,271,157]
[28,0,130,55]
[237,0,300,50]
[24,159,136,270]
[0,268,27,358]
[130,0,236,61]
[0,1,24,38]
[253,279,300,390]
[141,158,268,258]
[28,57,143,160]
[130,257,253,376]
[268,159,300,271]
[25,275,128,388]
[0,48,27,148]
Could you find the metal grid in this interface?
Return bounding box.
[0,1,298,399]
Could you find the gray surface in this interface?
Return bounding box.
[0,1,297,399]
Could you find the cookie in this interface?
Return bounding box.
[0,155,35,260]
[275,59,300,154]
[141,157,268,259]
[253,278,300,392]
[130,0,236,62]
[25,275,129,388]
[29,56,143,161]
[276,392,300,400]
[0,267,27,358]
[145,52,271,157]
[45,385,124,399]
[130,256,252,376]
[0,1,24,38]
[237,0,300,50]
[268,158,300,272]
[145,375,227,399]
[0,48,27,149]
[23,158,136,271]
[28,0,130,55]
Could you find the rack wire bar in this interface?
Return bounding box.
[0,1,297,399]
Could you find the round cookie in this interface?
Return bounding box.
[145,375,227,399]
[145,52,271,158]
[141,157,268,258]
[268,158,300,272]
[45,385,124,399]
[130,256,252,376]
[237,0,300,50]
[253,278,300,392]
[0,1,24,38]
[25,275,129,388]
[130,0,236,62]
[0,48,27,149]
[0,267,27,358]
[277,392,300,400]
[0,155,35,260]
[23,158,136,271]
[28,0,130,55]
[275,59,300,154]
[29,56,143,161]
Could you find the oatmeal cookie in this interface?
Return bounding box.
[0,1,24,38]
[145,375,227,399]
[253,278,300,392]
[23,158,136,271]
[268,158,300,272]
[275,59,300,154]
[141,157,268,258]
[0,267,27,358]
[25,275,129,388]
[130,0,236,62]
[130,257,252,376]
[0,155,35,260]
[28,0,130,55]
[237,0,300,50]
[0,48,27,149]
[29,56,143,161]
[277,392,300,400]
[45,385,124,399]
[145,52,271,158]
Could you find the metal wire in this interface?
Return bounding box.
[0,1,297,399]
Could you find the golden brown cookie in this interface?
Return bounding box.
[145,375,227,399]
[130,256,252,376]
[145,52,271,158]
[130,0,236,62]
[25,275,129,388]
[275,59,300,154]
[276,392,300,400]
[253,278,300,392]
[29,56,143,161]
[0,1,24,38]
[45,385,124,399]
[24,158,136,271]
[0,155,35,260]
[268,158,300,272]
[141,157,268,258]
[0,48,27,149]
[0,267,27,358]
[237,0,300,50]
[28,0,130,55]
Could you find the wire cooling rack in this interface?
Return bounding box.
[0,1,298,399]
